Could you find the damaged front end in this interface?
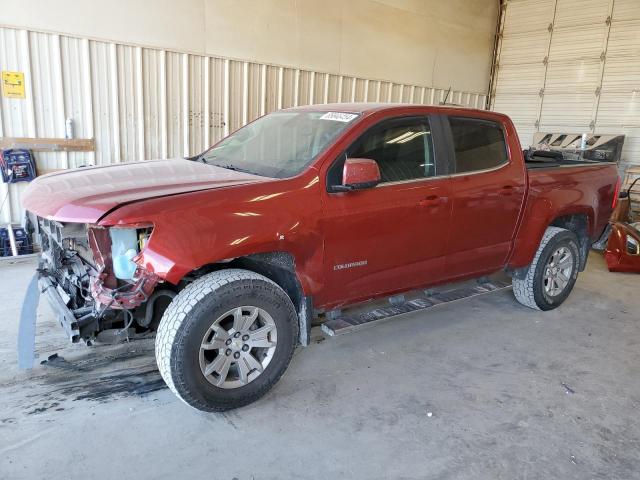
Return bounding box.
[37,218,168,343]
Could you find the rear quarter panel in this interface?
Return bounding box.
[508,164,618,268]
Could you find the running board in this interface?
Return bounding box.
[321,275,512,337]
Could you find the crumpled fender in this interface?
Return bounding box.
[97,175,324,295]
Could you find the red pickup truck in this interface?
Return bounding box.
[23,104,619,412]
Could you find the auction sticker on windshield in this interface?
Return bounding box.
[320,112,358,122]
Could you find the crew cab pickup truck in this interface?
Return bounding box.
[22,103,619,412]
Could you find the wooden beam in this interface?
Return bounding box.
[0,137,95,152]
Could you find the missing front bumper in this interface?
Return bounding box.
[38,274,96,343]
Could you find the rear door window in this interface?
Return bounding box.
[448,117,508,174]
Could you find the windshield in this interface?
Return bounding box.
[199,111,360,178]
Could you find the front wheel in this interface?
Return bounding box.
[155,269,298,412]
[513,226,580,311]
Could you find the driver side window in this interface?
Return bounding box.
[348,117,435,183]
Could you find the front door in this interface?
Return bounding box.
[319,115,453,308]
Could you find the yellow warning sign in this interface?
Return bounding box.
[2,71,26,98]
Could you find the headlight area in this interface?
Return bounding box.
[110,227,153,280]
[88,225,160,310]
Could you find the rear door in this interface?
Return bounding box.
[318,115,453,307]
[443,116,526,279]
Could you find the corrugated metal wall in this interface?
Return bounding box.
[0,26,489,224]
[491,0,640,172]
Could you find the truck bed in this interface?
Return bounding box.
[526,158,610,169]
[507,161,619,270]
[524,149,615,169]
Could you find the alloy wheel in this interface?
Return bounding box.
[543,246,574,297]
[199,306,278,389]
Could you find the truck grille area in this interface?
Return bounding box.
[38,218,93,311]
[35,217,164,343]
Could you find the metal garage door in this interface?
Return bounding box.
[491,0,640,171]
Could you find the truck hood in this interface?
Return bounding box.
[22,159,270,223]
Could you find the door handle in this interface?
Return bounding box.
[418,195,442,207]
[499,185,515,196]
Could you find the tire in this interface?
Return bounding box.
[512,226,580,311]
[155,269,298,412]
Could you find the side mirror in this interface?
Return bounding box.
[332,158,381,192]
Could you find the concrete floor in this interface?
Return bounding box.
[1,253,639,480]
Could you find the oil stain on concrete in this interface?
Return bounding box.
[2,256,640,480]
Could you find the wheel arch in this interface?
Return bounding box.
[179,252,313,346]
[549,213,591,271]
[509,208,594,273]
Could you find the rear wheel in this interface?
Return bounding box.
[513,226,580,311]
[155,269,298,412]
